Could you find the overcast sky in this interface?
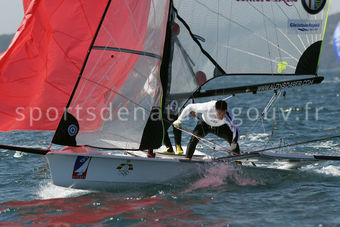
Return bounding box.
[0,0,340,35]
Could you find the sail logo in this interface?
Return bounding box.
[277,62,288,73]
[235,0,297,7]
[72,156,92,179]
[116,160,133,176]
[68,124,78,136]
[258,79,314,91]
[301,0,326,14]
[170,100,179,112]
[288,19,322,34]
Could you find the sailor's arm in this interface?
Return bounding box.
[173,103,207,127]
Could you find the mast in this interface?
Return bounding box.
[52,0,112,146]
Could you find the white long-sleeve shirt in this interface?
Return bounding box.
[178,100,239,141]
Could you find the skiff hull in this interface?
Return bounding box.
[46,149,208,191]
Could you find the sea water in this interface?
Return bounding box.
[0,71,340,226]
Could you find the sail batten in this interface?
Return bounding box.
[92,46,162,60]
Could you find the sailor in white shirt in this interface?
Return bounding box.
[173,100,240,159]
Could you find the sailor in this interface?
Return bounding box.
[173,100,240,159]
[162,126,184,155]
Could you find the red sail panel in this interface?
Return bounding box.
[69,0,152,132]
[61,0,170,149]
[0,0,108,131]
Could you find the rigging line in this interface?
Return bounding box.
[78,54,120,107]
[313,13,323,45]
[172,6,226,75]
[247,2,303,55]
[291,2,312,47]
[223,45,296,70]
[77,0,159,107]
[161,117,231,154]
[305,9,312,46]
[226,0,233,69]
[100,25,156,101]
[260,117,272,149]
[297,35,307,50]
[313,14,317,44]
[270,2,283,62]
[99,34,150,110]
[174,125,232,154]
[318,10,325,42]
[222,95,234,101]
[193,0,299,62]
[310,15,314,44]
[173,38,196,76]
[247,134,340,154]
[78,25,155,108]
[124,0,144,45]
[274,3,307,52]
[73,38,117,106]
[217,0,220,61]
[65,0,112,109]
[242,90,282,141]
[261,4,274,74]
[100,25,153,81]
[82,77,151,112]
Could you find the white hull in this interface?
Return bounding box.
[46,146,209,191]
[45,146,332,190]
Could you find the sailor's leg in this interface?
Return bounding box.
[173,125,182,146]
[147,149,155,158]
[173,126,183,154]
[186,120,209,158]
[163,130,174,153]
[213,124,240,154]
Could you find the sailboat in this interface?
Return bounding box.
[0,0,338,190]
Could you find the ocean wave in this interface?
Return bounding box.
[322,76,340,84]
[13,151,24,158]
[305,140,338,150]
[301,163,340,177]
[184,163,261,192]
[36,181,91,200]
[240,133,270,142]
[315,166,340,176]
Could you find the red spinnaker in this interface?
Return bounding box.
[0,0,108,131]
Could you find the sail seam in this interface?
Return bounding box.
[64,0,112,109]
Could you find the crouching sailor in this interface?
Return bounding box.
[173,100,240,159]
